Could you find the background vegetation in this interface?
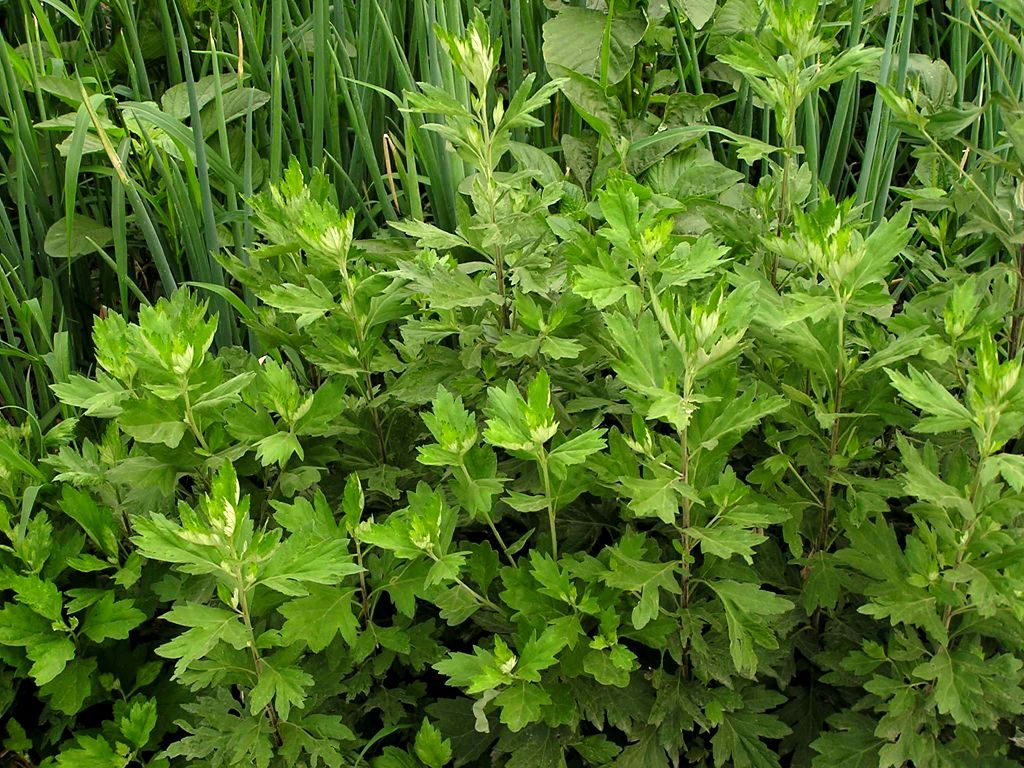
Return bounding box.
[2,0,1024,766]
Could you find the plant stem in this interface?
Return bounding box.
[460,461,514,565]
[354,538,370,620]
[773,79,799,287]
[363,367,388,464]
[234,568,284,747]
[537,449,557,560]
[341,266,388,465]
[678,375,694,611]
[1010,246,1024,358]
[940,452,989,642]
[426,551,502,612]
[183,388,210,452]
[818,307,846,552]
[477,86,509,331]
[679,423,691,610]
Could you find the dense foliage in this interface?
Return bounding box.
[3,1,1024,766]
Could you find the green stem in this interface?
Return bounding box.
[341,267,388,465]
[234,568,284,746]
[773,81,799,286]
[925,132,1003,228]
[426,551,502,612]
[355,538,371,620]
[678,376,694,612]
[460,461,514,565]
[940,449,989,642]
[363,366,388,464]
[1010,246,1024,358]
[473,82,509,331]
[817,306,846,552]
[183,388,210,453]
[679,424,691,610]
[537,449,557,560]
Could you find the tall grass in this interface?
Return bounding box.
[0,0,553,419]
[1,0,1021,419]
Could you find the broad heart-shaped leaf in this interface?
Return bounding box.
[161,72,234,119]
[679,0,717,29]
[44,214,113,259]
[199,87,270,136]
[708,581,793,678]
[556,68,624,142]
[543,8,647,86]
